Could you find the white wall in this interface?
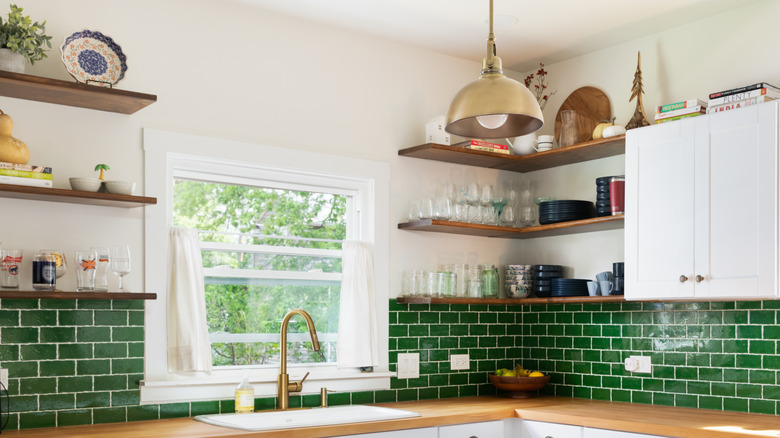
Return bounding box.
[1,0,778,296]
[519,0,780,281]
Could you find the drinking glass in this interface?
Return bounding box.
[91,246,110,292]
[111,245,132,292]
[75,250,97,291]
[42,250,67,279]
[479,184,495,206]
[499,205,515,227]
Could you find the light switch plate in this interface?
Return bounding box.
[450,354,470,370]
[397,353,419,379]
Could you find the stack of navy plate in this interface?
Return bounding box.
[551,278,590,297]
[532,265,562,297]
[596,176,615,217]
[538,200,595,225]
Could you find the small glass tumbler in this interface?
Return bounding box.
[0,249,23,289]
[75,250,97,292]
[32,252,56,291]
[91,247,110,292]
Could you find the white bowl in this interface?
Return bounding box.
[69,177,102,192]
[103,180,136,195]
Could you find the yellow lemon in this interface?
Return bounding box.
[528,371,545,377]
[503,370,517,377]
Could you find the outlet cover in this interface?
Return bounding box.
[450,354,470,370]
[0,368,8,389]
[397,353,419,379]
[624,355,652,373]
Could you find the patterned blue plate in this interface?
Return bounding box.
[61,30,127,86]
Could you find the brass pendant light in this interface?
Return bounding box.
[445,0,544,139]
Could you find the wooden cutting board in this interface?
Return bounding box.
[554,86,611,145]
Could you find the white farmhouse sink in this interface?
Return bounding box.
[195,405,421,431]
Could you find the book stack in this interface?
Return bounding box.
[457,140,511,155]
[707,82,780,113]
[654,99,707,124]
[0,162,53,187]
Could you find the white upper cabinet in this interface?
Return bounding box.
[625,101,779,300]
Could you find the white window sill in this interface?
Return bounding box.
[139,370,396,405]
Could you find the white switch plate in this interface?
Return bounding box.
[397,353,419,379]
[450,354,470,370]
[624,355,652,373]
[0,368,8,389]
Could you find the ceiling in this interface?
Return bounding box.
[232,0,758,72]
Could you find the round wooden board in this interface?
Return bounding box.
[554,86,611,145]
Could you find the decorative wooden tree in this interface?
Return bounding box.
[626,51,651,130]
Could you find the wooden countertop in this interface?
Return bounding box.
[6,396,780,437]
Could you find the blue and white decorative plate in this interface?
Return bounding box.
[61,30,127,86]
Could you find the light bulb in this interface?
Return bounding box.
[476,114,508,130]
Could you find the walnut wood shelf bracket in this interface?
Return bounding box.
[0,70,157,114]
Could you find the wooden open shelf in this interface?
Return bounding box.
[0,290,156,300]
[0,183,156,208]
[0,70,156,114]
[396,296,625,305]
[398,215,624,239]
[398,136,625,173]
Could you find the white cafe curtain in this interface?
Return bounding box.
[167,227,212,374]
[337,240,379,368]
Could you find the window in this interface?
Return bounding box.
[142,129,391,404]
[173,177,346,368]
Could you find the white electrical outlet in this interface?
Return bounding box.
[450,354,470,370]
[397,353,419,379]
[624,355,652,373]
[0,368,8,389]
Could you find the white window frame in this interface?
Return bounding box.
[142,128,391,404]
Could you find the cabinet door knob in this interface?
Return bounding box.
[695,275,704,283]
[679,275,688,283]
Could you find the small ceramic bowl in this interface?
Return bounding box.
[103,180,136,195]
[69,177,102,192]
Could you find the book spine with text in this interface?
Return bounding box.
[707,96,776,113]
[466,145,511,154]
[0,174,53,187]
[708,88,780,106]
[0,168,53,180]
[709,82,780,99]
[0,161,52,173]
[654,106,705,120]
[467,140,509,150]
[656,99,706,114]
[655,112,705,124]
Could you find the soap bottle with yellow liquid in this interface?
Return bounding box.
[234,372,255,414]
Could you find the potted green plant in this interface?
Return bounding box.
[0,4,51,73]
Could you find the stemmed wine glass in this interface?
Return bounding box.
[111,245,131,292]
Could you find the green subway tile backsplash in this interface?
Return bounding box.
[1,298,779,431]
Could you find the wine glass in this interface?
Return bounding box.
[111,245,131,292]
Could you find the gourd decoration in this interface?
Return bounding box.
[593,118,627,139]
[0,110,30,164]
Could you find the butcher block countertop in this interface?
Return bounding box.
[6,396,780,437]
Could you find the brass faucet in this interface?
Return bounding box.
[277,309,321,410]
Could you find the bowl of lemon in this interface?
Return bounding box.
[488,365,550,398]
